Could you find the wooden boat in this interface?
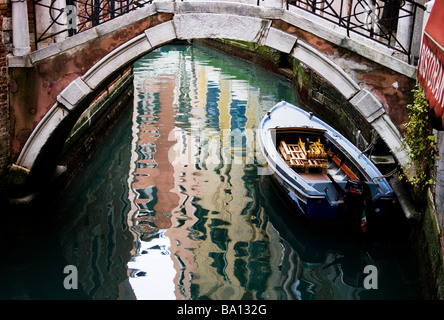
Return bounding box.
[258,101,395,232]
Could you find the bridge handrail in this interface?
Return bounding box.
[286,0,426,65]
[32,0,154,47]
[31,0,425,64]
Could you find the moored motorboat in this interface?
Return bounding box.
[258,101,395,232]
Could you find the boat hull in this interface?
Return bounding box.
[269,171,340,223]
[269,171,393,226]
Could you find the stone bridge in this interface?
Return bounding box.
[4,0,426,199]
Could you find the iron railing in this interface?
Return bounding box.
[32,0,425,64]
[32,0,153,48]
[286,0,425,64]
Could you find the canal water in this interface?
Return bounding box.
[2,44,422,300]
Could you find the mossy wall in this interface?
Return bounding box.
[413,191,444,299]
[291,58,373,151]
[58,71,134,188]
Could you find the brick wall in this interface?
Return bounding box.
[0,0,11,193]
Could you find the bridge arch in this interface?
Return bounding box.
[10,6,409,195]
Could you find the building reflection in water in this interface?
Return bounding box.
[126,45,291,299]
[57,106,136,300]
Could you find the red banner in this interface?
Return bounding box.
[417,0,444,130]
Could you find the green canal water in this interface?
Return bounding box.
[1,44,422,300]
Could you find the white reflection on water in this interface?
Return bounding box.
[127,230,176,300]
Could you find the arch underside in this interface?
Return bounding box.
[13,10,409,192]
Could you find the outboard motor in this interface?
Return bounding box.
[344,180,372,233]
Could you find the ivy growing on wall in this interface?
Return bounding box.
[400,84,437,198]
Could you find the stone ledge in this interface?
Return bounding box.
[260,27,297,54]
[145,20,177,48]
[173,1,283,19]
[349,89,386,124]
[57,78,93,111]
[7,163,30,189]
[173,13,271,43]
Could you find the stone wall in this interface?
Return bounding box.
[0,0,11,194]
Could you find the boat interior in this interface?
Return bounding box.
[273,127,369,183]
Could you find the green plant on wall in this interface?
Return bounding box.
[400,84,437,198]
